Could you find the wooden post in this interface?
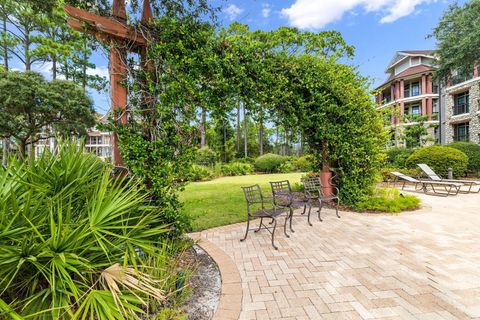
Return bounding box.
[65,0,151,166]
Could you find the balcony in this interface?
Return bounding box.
[453,103,469,116]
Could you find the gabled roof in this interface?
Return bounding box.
[377,65,436,90]
[399,50,435,55]
[385,50,436,72]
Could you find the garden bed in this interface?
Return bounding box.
[182,246,221,320]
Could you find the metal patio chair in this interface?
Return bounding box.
[240,184,288,250]
[390,171,462,196]
[269,180,310,233]
[418,163,480,194]
[301,176,341,222]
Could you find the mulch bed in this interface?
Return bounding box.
[182,245,221,320]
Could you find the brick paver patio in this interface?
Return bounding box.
[195,192,480,319]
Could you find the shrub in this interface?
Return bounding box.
[449,142,480,173]
[187,164,214,181]
[235,157,255,164]
[0,143,190,318]
[354,188,421,213]
[406,145,468,178]
[385,148,414,168]
[279,161,295,173]
[294,155,314,172]
[195,147,217,166]
[220,162,254,176]
[254,153,286,173]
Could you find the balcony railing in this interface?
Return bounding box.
[453,103,469,115]
[382,97,392,104]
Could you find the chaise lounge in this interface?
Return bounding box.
[417,163,480,193]
[390,171,463,196]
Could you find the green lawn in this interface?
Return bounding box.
[180,172,304,231]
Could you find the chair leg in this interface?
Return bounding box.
[240,216,250,242]
[301,205,306,215]
[284,215,290,238]
[335,199,341,218]
[289,208,295,233]
[318,200,323,222]
[255,218,263,232]
[271,218,278,250]
[307,205,312,226]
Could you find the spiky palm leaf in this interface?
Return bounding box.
[0,142,173,319]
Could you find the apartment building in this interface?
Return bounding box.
[442,66,480,144]
[376,50,440,147]
[31,113,113,161]
[84,113,112,161]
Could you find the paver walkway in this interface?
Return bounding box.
[196,191,480,319]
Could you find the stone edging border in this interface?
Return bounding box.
[189,233,242,320]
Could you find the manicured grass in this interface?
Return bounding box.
[180,173,304,231]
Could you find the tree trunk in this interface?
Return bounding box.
[2,14,8,70]
[19,139,26,159]
[52,55,57,79]
[236,102,240,153]
[24,30,31,70]
[275,127,279,154]
[82,38,87,91]
[29,140,35,163]
[259,119,264,156]
[2,138,9,167]
[243,102,247,158]
[285,129,289,156]
[200,107,206,148]
[299,132,304,156]
[223,120,227,162]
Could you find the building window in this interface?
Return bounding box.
[454,123,469,142]
[411,105,420,115]
[432,99,438,114]
[404,82,420,98]
[453,91,469,115]
[411,82,420,96]
[405,105,420,116]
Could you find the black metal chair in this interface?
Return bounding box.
[269,180,310,232]
[301,176,340,221]
[240,184,288,250]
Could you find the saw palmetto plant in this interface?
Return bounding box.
[0,143,188,319]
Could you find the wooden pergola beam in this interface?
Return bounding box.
[65,4,147,47]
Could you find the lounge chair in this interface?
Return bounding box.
[418,163,480,193]
[390,171,462,196]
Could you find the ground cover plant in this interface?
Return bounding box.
[354,188,420,213]
[0,143,192,319]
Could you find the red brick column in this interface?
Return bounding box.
[422,98,427,116]
[421,74,427,94]
[427,98,432,120]
[399,80,404,123]
[427,74,433,94]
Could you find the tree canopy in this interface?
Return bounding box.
[0,71,95,158]
[432,0,480,80]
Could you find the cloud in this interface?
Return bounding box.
[281,0,435,29]
[86,65,109,78]
[33,62,109,80]
[224,4,244,21]
[262,4,271,18]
